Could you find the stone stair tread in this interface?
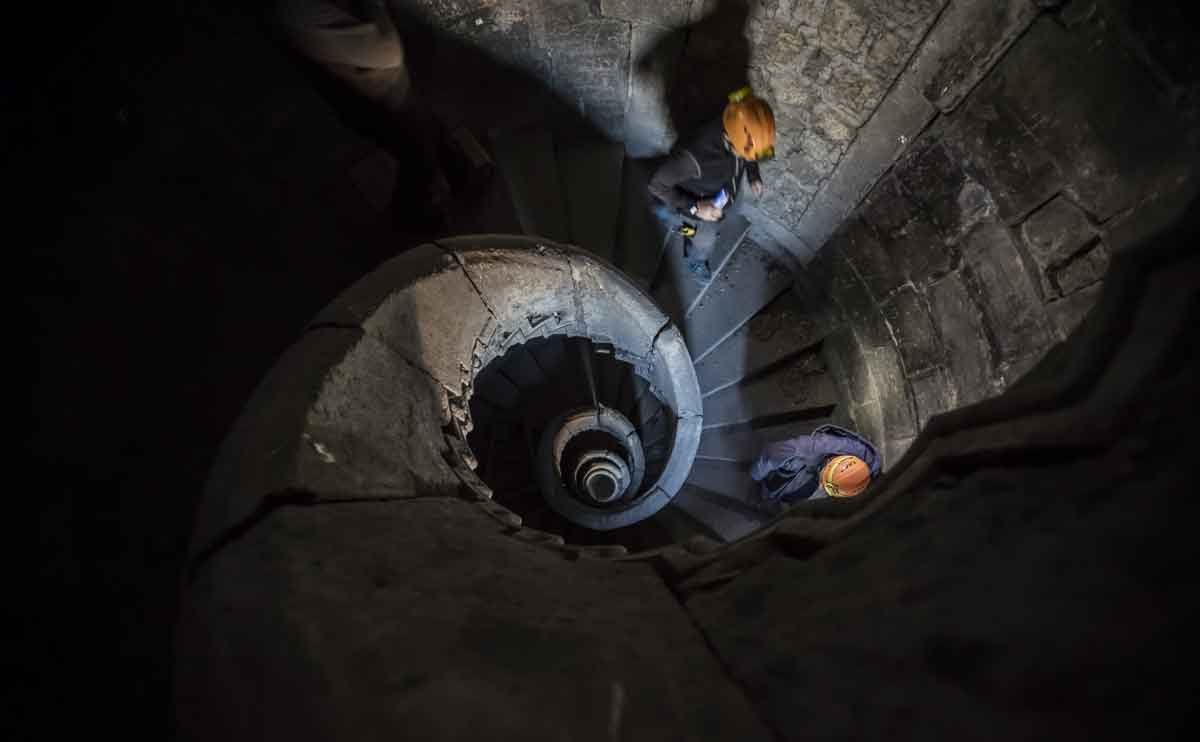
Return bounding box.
[613,157,670,289]
[489,123,570,242]
[684,459,761,504]
[653,213,751,325]
[702,354,839,429]
[652,501,710,544]
[694,288,839,398]
[696,417,833,463]
[683,236,795,364]
[669,485,771,543]
[559,137,624,263]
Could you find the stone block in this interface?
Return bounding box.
[849,398,886,463]
[792,73,937,250]
[920,0,1038,112]
[926,271,994,405]
[992,17,1187,221]
[841,217,904,301]
[191,329,457,559]
[864,345,917,439]
[1046,281,1102,341]
[910,367,955,429]
[960,221,1054,362]
[882,286,941,374]
[822,53,888,124]
[819,0,873,55]
[887,216,954,288]
[1050,241,1109,296]
[1020,195,1096,271]
[943,92,1063,225]
[884,436,916,468]
[895,140,967,238]
[828,243,892,349]
[860,174,918,235]
[600,0,692,27]
[823,326,874,407]
[312,244,492,395]
[545,19,631,139]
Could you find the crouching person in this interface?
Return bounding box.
[750,425,881,505]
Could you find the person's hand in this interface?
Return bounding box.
[750,179,766,198]
[695,200,723,222]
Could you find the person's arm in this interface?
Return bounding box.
[750,439,803,481]
[647,149,703,213]
[746,160,765,197]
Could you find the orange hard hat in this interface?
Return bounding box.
[723,88,776,161]
[819,455,871,498]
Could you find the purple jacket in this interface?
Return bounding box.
[749,425,881,502]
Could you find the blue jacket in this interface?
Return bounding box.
[749,425,881,502]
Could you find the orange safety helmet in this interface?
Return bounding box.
[819,455,872,498]
[723,87,776,161]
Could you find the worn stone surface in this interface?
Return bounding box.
[882,286,941,374]
[191,329,457,560]
[600,0,693,28]
[703,351,839,428]
[943,94,1062,224]
[960,221,1054,362]
[544,18,632,140]
[1046,281,1103,341]
[1020,195,1097,272]
[178,498,773,741]
[828,243,892,349]
[840,217,903,301]
[994,16,1189,221]
[693,290,834,396]
[312,244,493,396]
[823,326,875,408]
[865,344,917,439]
[910,366,955,428]
[920,0,1038,112]
[1051,241,1109,296]
[926,271,994,405]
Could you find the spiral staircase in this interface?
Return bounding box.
[439,119,853,551]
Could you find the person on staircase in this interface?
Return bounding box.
[647,87,776,284]
[750,425,881,507]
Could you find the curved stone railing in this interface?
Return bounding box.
[187,235,702,565]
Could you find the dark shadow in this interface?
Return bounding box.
[648,0,753,140]
[625,0,755,312]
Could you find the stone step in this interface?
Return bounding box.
[683,236,795,364]
[559,137,624,264]
[668,485,771,543]
[695,416,833,463]
[653,501,710,544]
[489,123,570,242]
[685,459,761,505]
[613,157,670,290]
[653,213,751,325]
[694,288,839,398]
[702,352,839,429]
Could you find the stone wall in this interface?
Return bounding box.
[391,0,1196,466]
[808,1,1198,466]
[391,0,948,228]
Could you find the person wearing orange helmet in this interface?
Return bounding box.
[647,88,776,284]
[749,424,881,504]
